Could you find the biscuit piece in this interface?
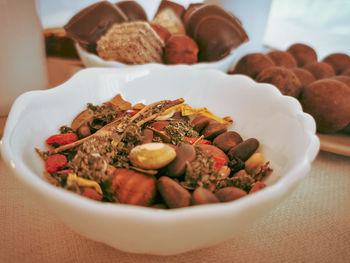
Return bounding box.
[96,21,164,64]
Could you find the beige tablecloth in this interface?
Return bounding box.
[1,58,349,262]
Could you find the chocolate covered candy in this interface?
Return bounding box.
[185,5,248,61]
[116,1,148,21]
[64,1,128,52]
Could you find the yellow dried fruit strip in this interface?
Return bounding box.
[67,173,102,195]
[157,104,233,125]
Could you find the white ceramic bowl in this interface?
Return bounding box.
[76,43,237,72]
[1,65,319,255]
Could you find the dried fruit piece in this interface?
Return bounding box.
[215,187,247,202]
[45,154,67,173]
[184,137,211,145]
[71,109,94,131]
[105,94,132,110]
[148,120,169,131]
[129,143,176,169]
[197,144,229,167]
[82,188,103,201]
[192,187,219,205]
[157,176,191,208]
[249,181,266,194]
[46,133,78,146]
[112,168,156,206]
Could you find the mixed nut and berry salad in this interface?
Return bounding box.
[37,94,272,209]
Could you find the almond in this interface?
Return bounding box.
[129,143,176,169]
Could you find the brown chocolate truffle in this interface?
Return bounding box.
[322,53,350,75]
[331,76,350,88]
[232,53,275,79]
[185,5,248,62]
[299,79,350,133]
[267,50,297,68]
[256,66,301,97]
[287,43,317,67]
[341,68,350,77]
[291,67,316,88]
[163,35,199,65]
[303,62,335,80]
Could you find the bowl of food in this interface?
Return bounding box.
[1,65,319,255]
[65,1,248,72]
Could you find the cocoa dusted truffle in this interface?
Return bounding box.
[287,43,317,67]
[303,62,335,80]
[256,66,302,98]
[232,53,275,79]
[290,68,316,89]
[299,79,350,133]
[341,68,350,77]
[323,53,350,75]
[331,76,350,88]
[163,35,199,65]
[267,50,297,68]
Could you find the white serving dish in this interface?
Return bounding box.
[1,65,319,255]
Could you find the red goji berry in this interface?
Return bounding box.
[45,154,67,173]
[249,181,267,194]
[46,133,78,146]
[82,188,102,201]
[184,137,211,145]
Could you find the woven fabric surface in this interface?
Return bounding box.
[1,150,349,263]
